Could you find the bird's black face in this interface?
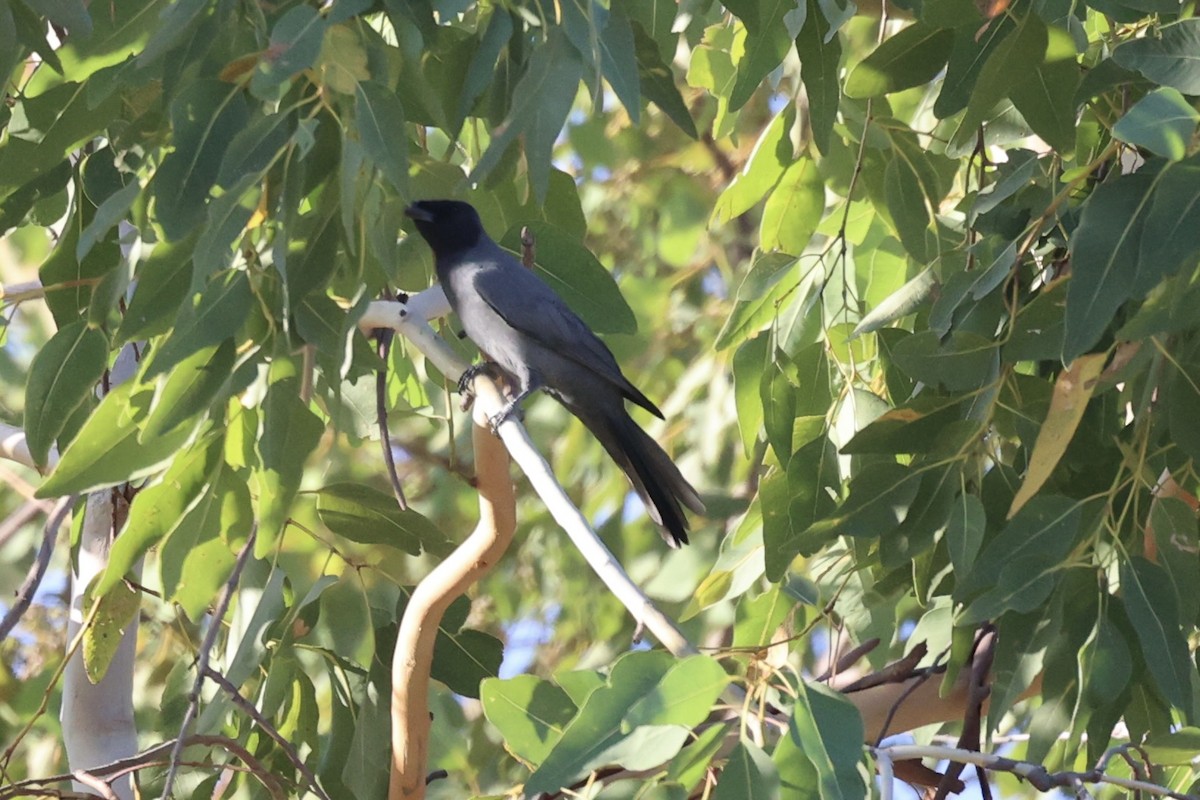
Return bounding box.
[405,199,485,256]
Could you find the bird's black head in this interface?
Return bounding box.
[405,199,486,257]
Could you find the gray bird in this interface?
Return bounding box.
[405,199,704,547]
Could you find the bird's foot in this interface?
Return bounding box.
[456,363,497,411]
[487,400,525,435]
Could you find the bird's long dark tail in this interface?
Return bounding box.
[574,405,704,547]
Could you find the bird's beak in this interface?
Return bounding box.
[404,205,434,222]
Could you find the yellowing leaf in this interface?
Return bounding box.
[1008,352,1106,518]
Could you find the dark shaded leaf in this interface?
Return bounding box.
[726,0,804,111]
[713,739,780,799]
[316,482,452,556]
[1113,19,1200,94]
[1120,557,1194,714]
[36,383,195,497]
[23,320,108,467]
[152,80,250,241]
[845,22,953,98]
[144,269,252,378]
[250,5,327,99]
[355,81,409,195]
[481,675,579,766]
[796,0,841,153]
[1063,166,1161,361]
[470,29,583,202]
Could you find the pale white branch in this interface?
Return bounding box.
[361,294,698,658]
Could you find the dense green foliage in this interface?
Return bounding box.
[2,0,1200,797]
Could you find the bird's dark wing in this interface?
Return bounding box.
[472,258,663,419]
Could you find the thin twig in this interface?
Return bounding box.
[0,735,289,799]
[0,495,75,642]
[161,527,258,798]
[0,497,55,549]
[69,770,117,800]
[201,666,332,800]
[376,325,410,510]
[875,745,1199,800]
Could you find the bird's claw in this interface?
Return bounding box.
[487,401,524,435]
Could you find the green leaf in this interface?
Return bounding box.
[0,82,121,197]
[733,336,769,454]
[764,435,838,579]
[631,20,698,138]
[957,496,1084,621]
[25,0,171,89]
[884,153,935,262]
[668,723,731,791]
[785,682,865,800]
[316,482,452,556]
[431,628,503,698]
[470,29,583,203]
[712,104,795,225]
[713,739,780,800]
[142,339,236,439]
[733,586,794,648]
[250,5,326,99]
[36,382,196,497]
[760,155,824,255]
[152,80,250,241]
[957,13,1047,142]
[1120,557,1194,714]
[160,469,250,619]
[841,393,967,454]
[1149,498,1200,624]
[498,222,636,335]
[1113,19,1200,95]
[599,7,641,122]
[81,579,140,683]
[1063,167,1161,361]
[455,10,513,129]
[851,267,936,337]
[726,0,804,111]
[1009,23,1079,155]
[115,236,196,344]
[946,493,986,578]
[1140,156,1200,293]
[1143,728,1200,765]
[76,179,139,261]
[1114,88,1200,162]
[144,269,252,379]
[761,359,796,459]
[1003,279,1067,362]
[1079,613,1132,711]
[621,656,729,730]
[838,462,922,539]
[355,80,409,196]
[796,0,841,154]
[891,331,998,391]
[216,110,297,188]
[481,676,578,766]
[0,159,72,233]
[716,254,800,350]
[95,436,222,596]
[845,22,953,98]
[23,320,108,467]
[252,370,325,554]
[525,651,686,794]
